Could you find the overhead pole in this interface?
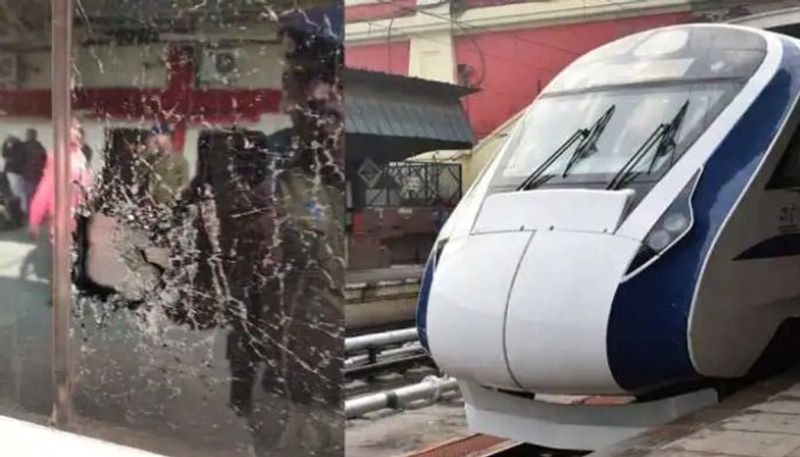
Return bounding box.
[51,0,74,427]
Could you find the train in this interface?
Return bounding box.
[417,24,800,450]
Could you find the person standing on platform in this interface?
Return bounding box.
[28,119,92,239]
[227,9,345,457]
[77,127,92,165]
[21,129,46,213]
[140,124,189,206]
[2,136,26,216]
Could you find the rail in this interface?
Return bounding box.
[345,327,419,352]
[345,353,431,378]
[345,376,458,418]
[345,343,425,368]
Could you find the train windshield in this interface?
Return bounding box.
[492,82,738,191]
[488,26,766,194]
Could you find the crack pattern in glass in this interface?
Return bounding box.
[0,2,343,456]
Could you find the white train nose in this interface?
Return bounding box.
[426,231,531,391]
[426,228,639,395]
[427,188,640,395]
[504,230,640,394]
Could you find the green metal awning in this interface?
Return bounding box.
[344,68,477,164]
[347,98,475,144]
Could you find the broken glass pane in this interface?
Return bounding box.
[68,1,345,455]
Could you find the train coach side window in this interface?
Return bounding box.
[767,123,800,189]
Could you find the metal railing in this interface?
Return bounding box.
[360,161,462,208]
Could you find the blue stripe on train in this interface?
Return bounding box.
[416,255,434,352]
[607,40,800,393]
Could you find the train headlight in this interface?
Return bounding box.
[625,170,701,278]
[646,229,672,251]
[663,212,690,233]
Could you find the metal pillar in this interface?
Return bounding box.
[51,0,74,427]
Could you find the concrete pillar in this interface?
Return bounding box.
[408,0,455,83]
[409,31,455,83]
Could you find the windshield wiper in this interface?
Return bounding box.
[606,100,690,191]
[562,105,616,178]
[516,130,585,190]
[517,105,616,191]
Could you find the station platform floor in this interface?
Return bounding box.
[590,366,800,457]
[346,399,468,457]
[344,265,423,331]
[346,264,424,288]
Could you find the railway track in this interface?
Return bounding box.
[345,326,451,418]
[345,327,435,382]
[345,329,588,457]
[345,352,431,378]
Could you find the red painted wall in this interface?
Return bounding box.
[456,12,693,138]
[346,41,410,75]
[346,0,415,22]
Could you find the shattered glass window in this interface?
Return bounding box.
[2,1,345,456]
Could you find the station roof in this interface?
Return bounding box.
[345,68,478,164]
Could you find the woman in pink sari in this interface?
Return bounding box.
[28,118,91,239]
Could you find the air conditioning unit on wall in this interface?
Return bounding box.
[0,52,19,85]
[197,48,242,85]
